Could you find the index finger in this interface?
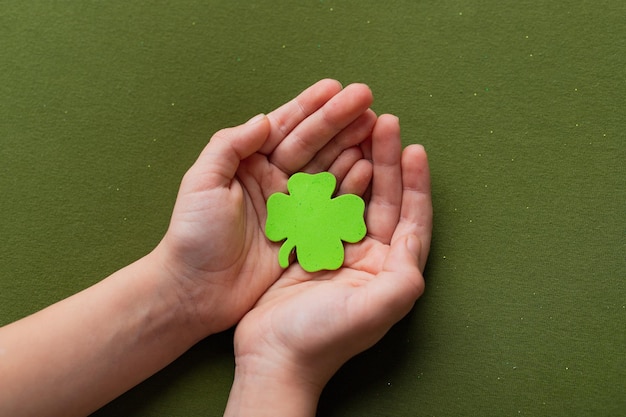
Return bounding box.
[266,83,374,174]
[259,79,343,155]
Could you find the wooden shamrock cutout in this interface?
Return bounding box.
[265,172,367,272]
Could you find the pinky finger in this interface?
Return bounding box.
[327,146,362,186]
[337,159,372,197]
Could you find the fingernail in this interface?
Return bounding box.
[245,113,266,125]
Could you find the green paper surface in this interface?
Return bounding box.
[265,172,366,272]
[1,1,624,416]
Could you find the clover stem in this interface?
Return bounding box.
[278,238,295,268]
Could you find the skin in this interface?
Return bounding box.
[0,79,432,417]
[224,114,432,417]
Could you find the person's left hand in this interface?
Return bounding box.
[153,80,377,338]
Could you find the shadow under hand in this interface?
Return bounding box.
[317,303,428,417]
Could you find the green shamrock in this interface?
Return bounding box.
[265,172,367,272]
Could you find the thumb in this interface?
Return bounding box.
[383,234,422,276]
[192,114,271,187]
[366,234,425,322]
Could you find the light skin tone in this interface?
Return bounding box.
[0,79,432,417]
[224,114,432,417]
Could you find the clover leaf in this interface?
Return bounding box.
[265,172,367,272]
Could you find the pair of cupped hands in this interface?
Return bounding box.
[154,79,432,397]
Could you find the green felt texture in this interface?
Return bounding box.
[1,1,624,416]
[265,172,366,272]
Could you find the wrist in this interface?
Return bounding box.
[141,246,213,343]
[224,354,324,417]
[150,235,268,340]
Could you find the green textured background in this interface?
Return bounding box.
[1,1,624,416]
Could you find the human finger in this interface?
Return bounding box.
[325,146,363,185]
[300,109,377,174]
[269,83,374,174]
[367,234,425,323]
[336,159,372,197]
[391,144,432,272]
[186,115,271,190]
[259,79,343,155]
[365,114,403,244]
[360,135,373,161]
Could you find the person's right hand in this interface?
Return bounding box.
[224,114,433,417]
